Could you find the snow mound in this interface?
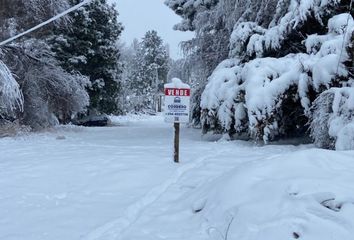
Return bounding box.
[165,78,190,89]
[193,149,354,240]
[109,114,162,126]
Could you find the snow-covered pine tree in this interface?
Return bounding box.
[165,0,231,128]
[126,30,170,111]
[167,58,195,85]
[51,0,124,115]
[120,39,142,113]
[166,0,354,148]
[141,30,170,89]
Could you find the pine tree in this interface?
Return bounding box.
[51,0,124,114]
[166,0,230,128]
[127,30,170,111]
[139,30,169,93]
[166,0,354,148]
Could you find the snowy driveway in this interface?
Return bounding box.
[0,115,316,240]
[0,116,177,240]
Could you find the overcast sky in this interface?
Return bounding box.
[109,0,194,59]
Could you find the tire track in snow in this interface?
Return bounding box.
[82,153,215,240]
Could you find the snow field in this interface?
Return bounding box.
[195,150,354,240]
[1,115,354,240]
[0,115,176,240]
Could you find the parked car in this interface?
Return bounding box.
[74,114,111,127]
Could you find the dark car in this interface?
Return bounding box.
[74,114,111,127]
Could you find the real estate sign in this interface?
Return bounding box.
[164,79,191,123]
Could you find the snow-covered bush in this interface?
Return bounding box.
[311,87,354,150]
[201,55,310,141]
[199,5,354,143]
[310,90,336,149]
[201,59,244,134]
[23,41,90,129]
[21,66,90,129]
[2,40,89,130]
[0,119,30,138]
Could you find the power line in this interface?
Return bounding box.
[0,0,92,46]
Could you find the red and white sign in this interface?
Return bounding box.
[164,88,191,97]
[164,79,191,123]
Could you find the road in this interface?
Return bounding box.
[0,115,306,240]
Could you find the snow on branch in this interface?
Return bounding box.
[311,87,354,150]
[201,12,354,142]
[0,60,23,117]
[229,0,341,57]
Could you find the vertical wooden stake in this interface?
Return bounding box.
[174,122,180,163]
[158,95,162,112]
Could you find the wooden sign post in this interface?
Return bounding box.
[174,122,180,163]
[164,78,191,163]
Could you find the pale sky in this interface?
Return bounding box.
[109,0,194,59]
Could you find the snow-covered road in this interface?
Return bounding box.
[1,115,353,240]
[0,115,177,240]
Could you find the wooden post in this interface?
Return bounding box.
[174,122,180,163]
[158,95,162,112]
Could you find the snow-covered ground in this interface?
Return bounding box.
[1,115,354,240]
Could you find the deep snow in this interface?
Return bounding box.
[1,115,354,240]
